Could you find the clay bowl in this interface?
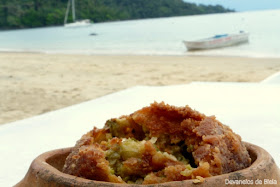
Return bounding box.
[15,142,280,187]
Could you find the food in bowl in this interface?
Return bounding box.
[62,102,251,184]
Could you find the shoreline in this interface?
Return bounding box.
[2,50,280,59]
[1,52,280,125]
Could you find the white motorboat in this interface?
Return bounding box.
[183,32,249,51]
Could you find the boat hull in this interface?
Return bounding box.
[64,19,91,28]
[184,33,249,51]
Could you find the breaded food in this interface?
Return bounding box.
[63,102,251,184]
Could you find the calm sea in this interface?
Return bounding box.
[0,9,280,57]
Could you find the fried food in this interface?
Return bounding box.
[63,102,251,184]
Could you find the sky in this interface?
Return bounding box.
[183,0,280,12]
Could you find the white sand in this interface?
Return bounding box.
[1,52,280,125]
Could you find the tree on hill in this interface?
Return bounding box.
[0,0,234,29]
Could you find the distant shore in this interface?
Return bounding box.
[1,52,280,125]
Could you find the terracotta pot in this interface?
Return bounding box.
[15,142,280,187]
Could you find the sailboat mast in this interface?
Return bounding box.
[72,0,76,22]
[64,0,71,24]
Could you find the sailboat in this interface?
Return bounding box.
[64,0,91,27]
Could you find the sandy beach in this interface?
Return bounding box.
[1,52,280,125]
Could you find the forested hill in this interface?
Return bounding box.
[0,0,234,29]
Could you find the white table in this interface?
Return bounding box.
[0,82,279,186]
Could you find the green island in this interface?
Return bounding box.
[0,0,234,29]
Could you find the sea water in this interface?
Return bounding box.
[0,9,280,57]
